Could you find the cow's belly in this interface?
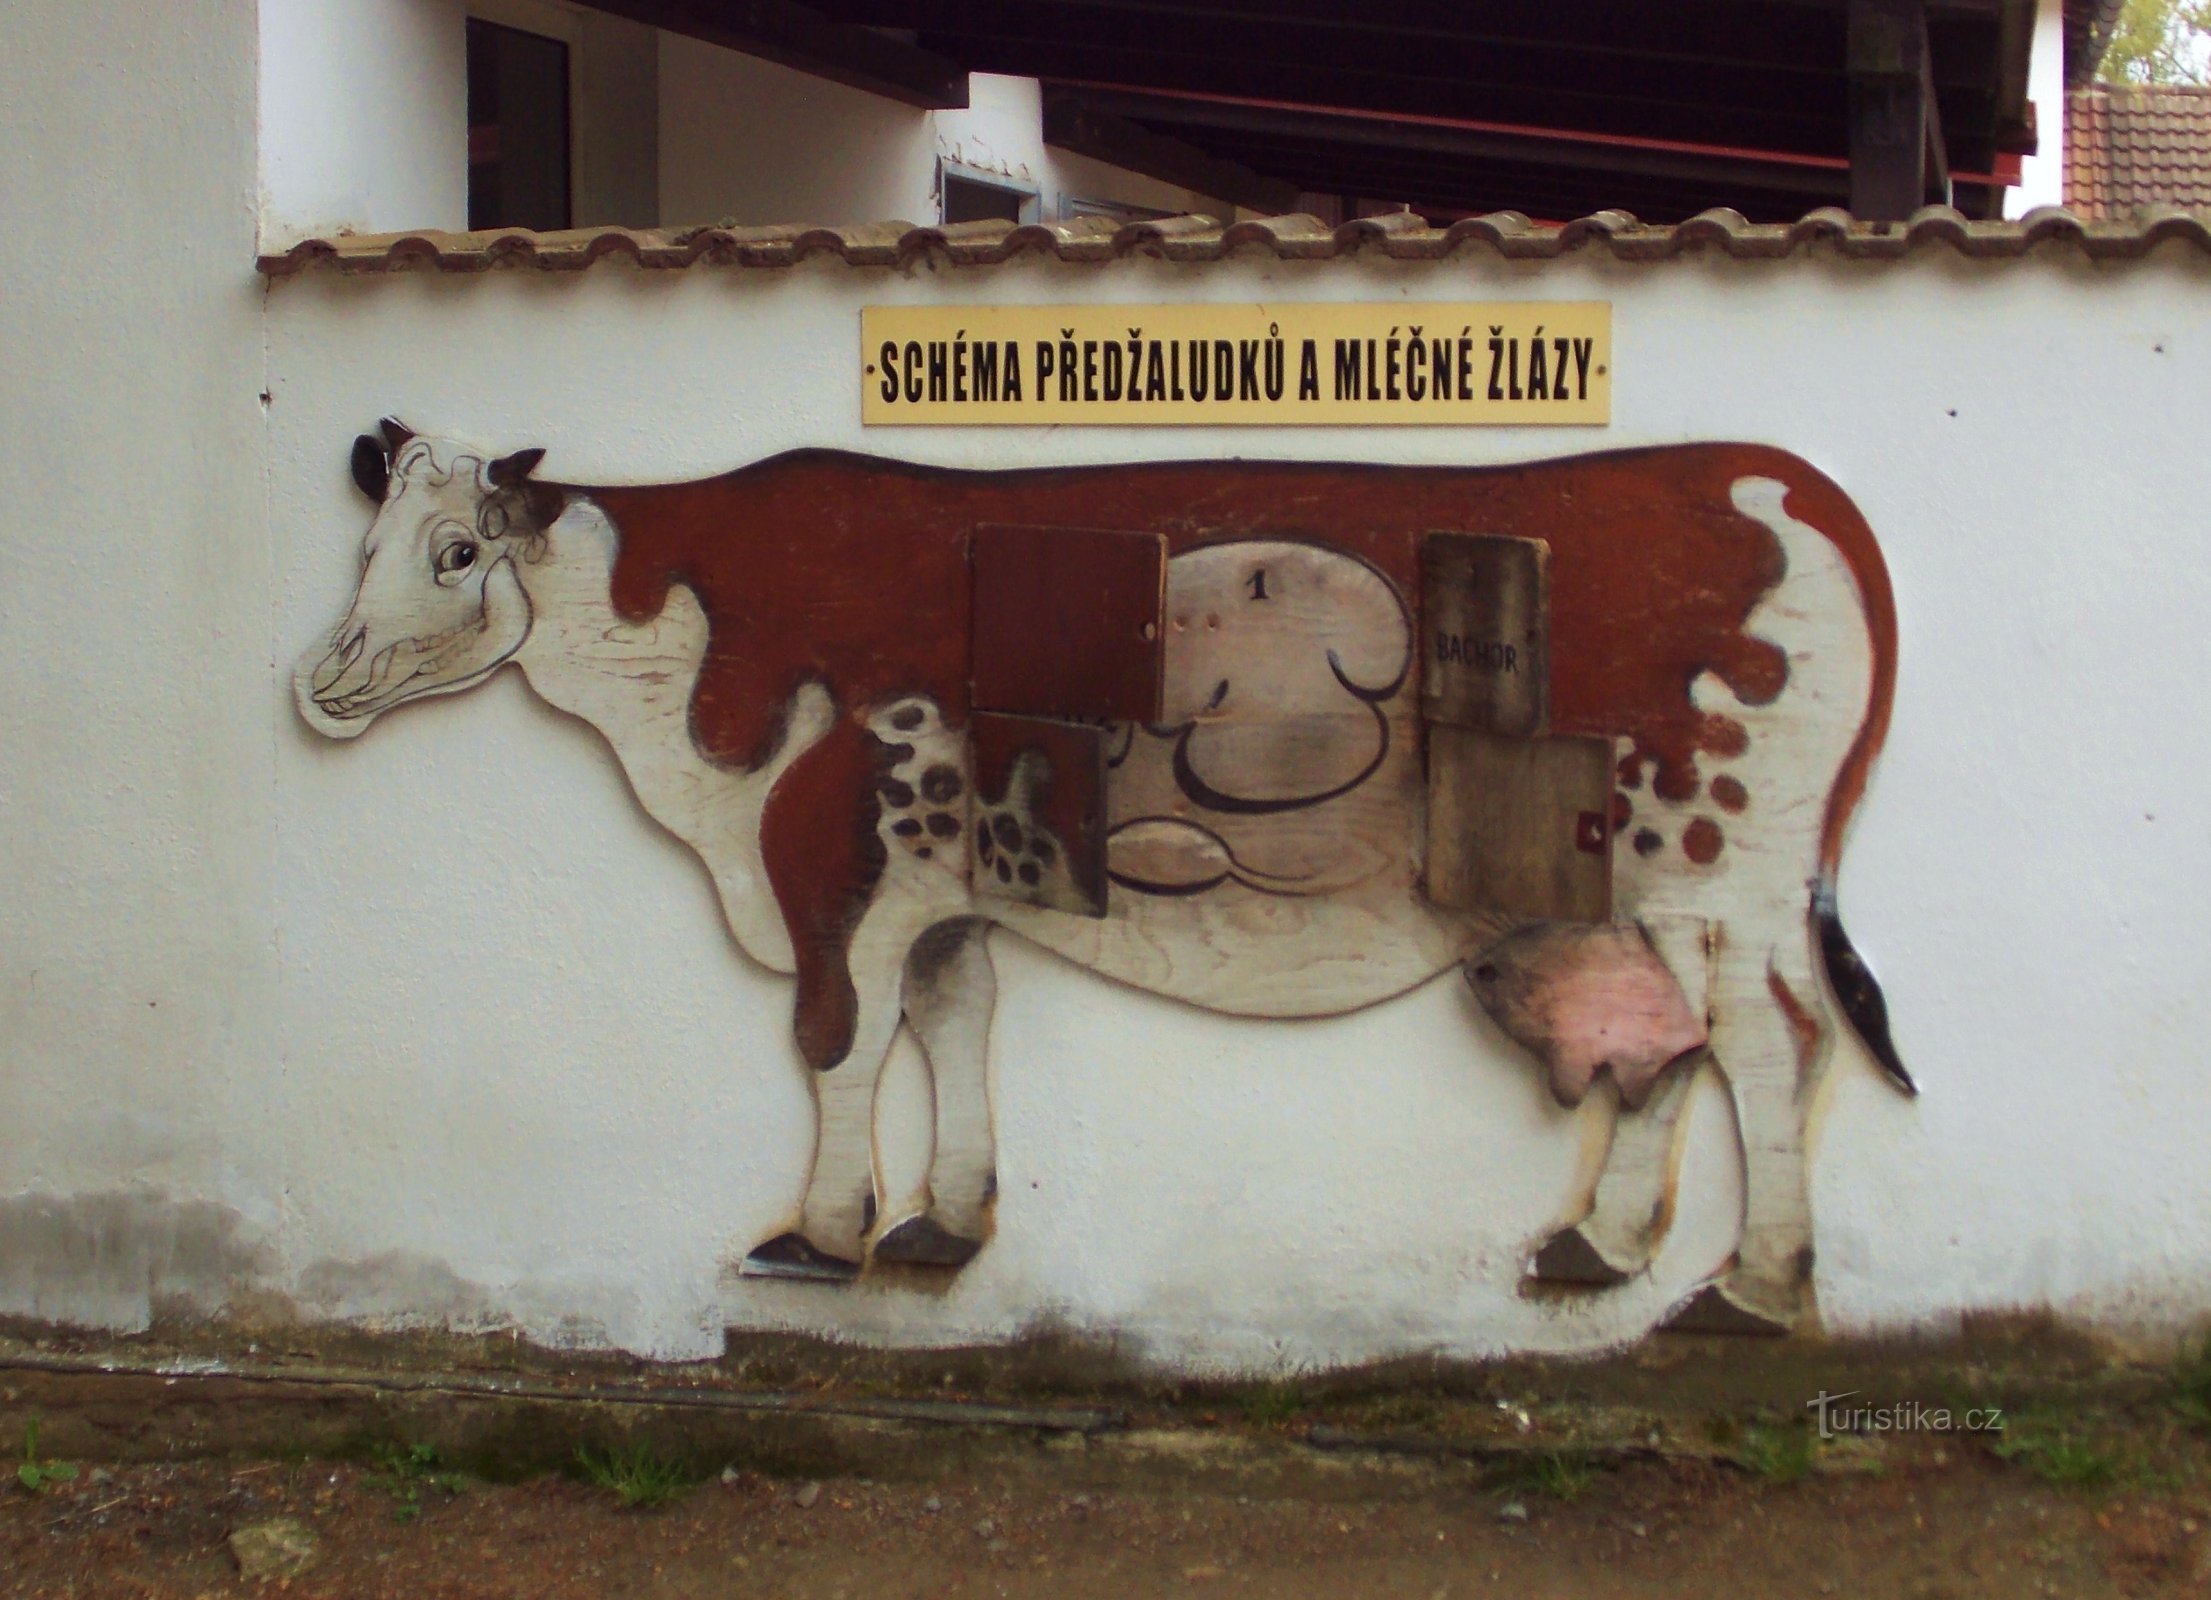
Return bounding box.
[992,663,1497,1016]
[990,878,1493,1018]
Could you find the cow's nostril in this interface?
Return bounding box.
[1474,963,1500,984]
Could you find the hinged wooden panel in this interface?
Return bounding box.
[1421,531,1549,737]
[1426,726,1612,922]
[970,523,1166,723]
[969,711,1109,917]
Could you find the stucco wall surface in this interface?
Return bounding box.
[261,0,470,241]
[0,0,278,1324]
[213,245,2211,1366]
[658,55,1228,230]
[6,0,2209,1364]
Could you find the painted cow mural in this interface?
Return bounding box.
[297,422,1908,1335]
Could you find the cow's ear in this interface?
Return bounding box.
[488,447,562,533]
[350,433,389,502]
[487,447,547,486]
[379,416,415,450]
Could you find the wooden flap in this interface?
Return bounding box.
[970,711,1109,918]
[1426,726,1612,923]
[971,523,1166,723]
[1421,531,1549,737]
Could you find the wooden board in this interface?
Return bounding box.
[969,711,1109,917]
[1426,726,1612,922]
[1421,531,1549,737]
[303,433,1903,1330]
[970,523,1166,723]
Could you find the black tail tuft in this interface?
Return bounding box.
[1814,881,1915,1095]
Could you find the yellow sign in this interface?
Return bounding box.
[861,303,1609,427]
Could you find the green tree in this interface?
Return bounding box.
[2100,0,2211,85]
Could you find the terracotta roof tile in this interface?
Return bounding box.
[2067,86,2211,218]
[257,205,2211,278]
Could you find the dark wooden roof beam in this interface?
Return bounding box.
[1041,92,1300,213]
[1848,0,1953,218]
[817,0,1999,83]
[1059,86,1856,198]
[581,0,969,107]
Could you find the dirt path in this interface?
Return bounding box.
[5,1444,2206,1600]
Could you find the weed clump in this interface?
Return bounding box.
[369,1441,467,1522]
[15,1419,77,1494]
[1735,1423,1815,1485]
[1484,1449,1606,1502]
[573,1442,696,1509]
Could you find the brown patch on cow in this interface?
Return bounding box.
[1767,962,1826,1090]
[1615,754,1644,790]
[1710,774,1749,813]
[1652,764,1701,804]
[1682,817,1725,864]
[1611,791,1633,830]
[1698,715,1750,761]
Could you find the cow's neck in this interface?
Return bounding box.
[504,497,827,976]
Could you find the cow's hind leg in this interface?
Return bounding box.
[1530,914,1712,1285]
[1532,1062,1700,1285]
[874,918,997,1268]
[1664,926,1828,1334]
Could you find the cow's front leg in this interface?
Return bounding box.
[1664,931,1828,1335]
[745,891,944,1282]
[874,918,996,1268]
[1530,915,1712,1286]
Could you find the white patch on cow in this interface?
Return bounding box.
[867,698,972,890]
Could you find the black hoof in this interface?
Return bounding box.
[1530,1227,1632,1287]
[740,1231,862,1283]
[872,1215,984,1269]
[1660,1281,1792,1337]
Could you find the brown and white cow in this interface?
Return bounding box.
[297,422,1908,1334]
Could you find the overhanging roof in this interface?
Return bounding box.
[597,0,2070,221]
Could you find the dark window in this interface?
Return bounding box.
[942,172,1031,225]
[467,18,570,232]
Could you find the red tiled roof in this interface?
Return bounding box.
[2067,86,2211,218]
[257,206,2211,278]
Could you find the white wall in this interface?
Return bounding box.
[16,0,2211,1372]
[658,52,1228,228]
[1,0,278,1322]
[261,0,469,241]
[230,244,2211,1365]
[657,35,937,227]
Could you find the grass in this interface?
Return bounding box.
[2170,1336,2211,1431]
[1735,1422,1815,1485]
[368,1441,467,1522]
[1994,1425,2120,1489]
[16,1419,77,1495]
[1236,1381,1311,1427]
[1483,1449,1605,1502]
[572,1442,696,1509]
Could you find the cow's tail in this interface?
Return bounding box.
[1812,878,1914,1095]
[1763,448,1911,1097]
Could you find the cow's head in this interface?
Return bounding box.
[296,420,565,740]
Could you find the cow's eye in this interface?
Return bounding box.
[435,541,478,577]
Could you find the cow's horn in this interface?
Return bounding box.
[379,416,415,449]
[488,447,547,485]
